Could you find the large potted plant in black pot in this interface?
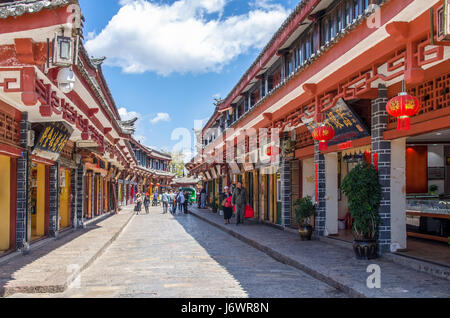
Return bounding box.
[293,196,316,241]
[340,162,381,260]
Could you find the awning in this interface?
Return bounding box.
[341,145,371,157]
[215,165,222,177]
[210,167,217,179]
[243,162,254,172]
[229,161,241,174]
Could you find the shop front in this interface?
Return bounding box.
[0,153,18,253]
[396,129,450,265]
[59,166,71,229]
[30,161,50,242]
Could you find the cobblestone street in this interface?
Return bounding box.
[11,206,344,298]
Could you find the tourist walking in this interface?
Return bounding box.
[152,191,158,206]
[221,186,233,225]
[162,190,169,214]
[168,190,175,215]
[231,182,248,225]
[183,190,189,214]
[177,190,185,213]
[200,188,206,209]
[135,193,143,215]
[143,193,150,214]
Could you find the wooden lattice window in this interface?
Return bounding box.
[0,110,20,146]
[296,126,314,149]
[61,140,74,159]
[388,73,450,124]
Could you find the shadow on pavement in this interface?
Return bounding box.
[170,207,344,298]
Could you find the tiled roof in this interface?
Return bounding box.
[0,0,76,19]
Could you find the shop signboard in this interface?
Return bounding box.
[428,167,445,180]
[32,122,72,161]
[302,98,369,146]
[243,162,254,172]
[229,161,241,174]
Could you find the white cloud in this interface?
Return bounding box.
[85,0,288,75]
[150,112,171,124]
[118,107,140,120]
[133,134,146,143]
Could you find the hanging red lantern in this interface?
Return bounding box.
[312,124,335,151]
[386,92,420,131]
[265,145,280,156]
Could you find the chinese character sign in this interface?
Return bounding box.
[302,98,369,146]
[34,123,71,155]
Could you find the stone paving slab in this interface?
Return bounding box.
[0,206,135,297]
[189,207,450,298]
[9,206,345,298]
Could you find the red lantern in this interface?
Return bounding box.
[312,124,335,151]
[266,145,280,156]
[386,92,420,131]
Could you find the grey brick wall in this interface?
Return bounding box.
[314,143,326,237]
[371,84,391,254]
[75,164,84,227]
[281,133,291,227]
[16,112,31,249]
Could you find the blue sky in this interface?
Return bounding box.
[79,0,298,159]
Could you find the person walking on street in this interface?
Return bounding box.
[177,189,185,213]
[200,188,206,209]
[162,190,169,214]
[168,190,175,215]
[231,182,248,226]
[222,186,233,225]
[143,193,150,214]
[183,190,189,214]
[135,193,143,215]
[152,191,158,206]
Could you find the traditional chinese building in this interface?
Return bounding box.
[0,0,140,254]
[188,0,450,261]
[129,138,175,199]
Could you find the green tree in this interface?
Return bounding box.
[169,151,186,178]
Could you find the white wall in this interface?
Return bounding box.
[391,138,407,250]
[427,145,445,194]
[325,153,338,236]
[302,157,315,199]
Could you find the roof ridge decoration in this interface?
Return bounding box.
[77,41,121,122]
[0,0,77,19]
[119,117,137,135]
[90,56,106,67]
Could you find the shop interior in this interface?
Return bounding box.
[401,128,450,266]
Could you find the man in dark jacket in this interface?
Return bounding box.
[231,182,248,226]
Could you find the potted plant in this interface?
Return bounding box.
[293,196,315,240]
[211,196,218,212]
[429,184,438,195]
[340,162,381,260]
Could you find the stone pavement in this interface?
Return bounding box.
[188,207,450,298]
[9,206,345,298]
[0,206,135,297]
